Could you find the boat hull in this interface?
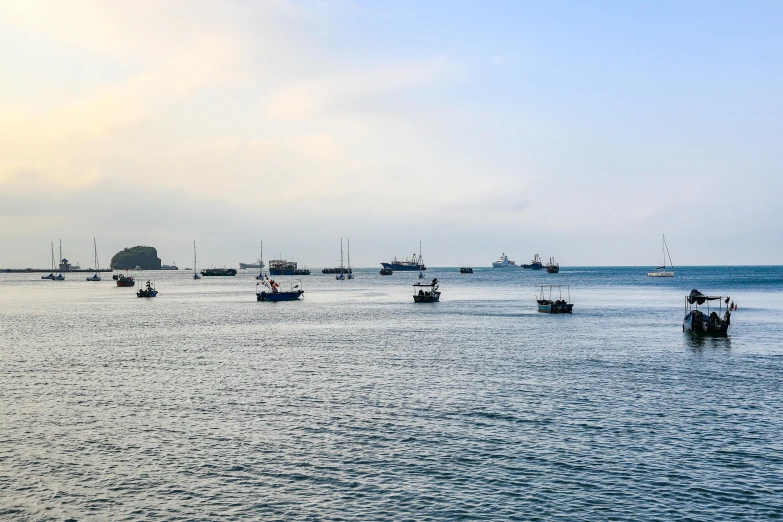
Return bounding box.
[648,271,674,277]
[257,290,304,301]
[269,269,311,276]
[546,266,559,273]
[116,280,135,287]
[537,301,573,314]
[460,268,473,273]
[322,267,353,274]
[413,292,440,303]
[379,268,393,275]
[683,311,729,335]
[201,268,237,276]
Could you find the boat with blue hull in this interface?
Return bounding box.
[524,254,544,270]
[382,241,426,272]
[683,290,730,335]
[256,278,303,301]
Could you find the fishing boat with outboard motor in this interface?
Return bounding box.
[256,277,303,301]
[683,289,731,335]
[136,280,158,298]
[413,278,441,303]
[536,284,574,313]
[114,271,135,287]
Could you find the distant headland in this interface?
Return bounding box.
[110,246,162,270]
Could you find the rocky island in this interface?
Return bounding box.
[110,246,162,270]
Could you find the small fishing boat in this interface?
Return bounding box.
[648,234,675,277]
[137,280,158,298]
[380,267,393,276]
[460,267,473,274]
[114,272,135,287]
[256,277,303,301]
[546,257,559,274]
[536,284,573,313]
[683,290,731,335]
[413,278,441,303]
[86,238,101,281]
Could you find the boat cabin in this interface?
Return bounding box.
[536,284,573,314]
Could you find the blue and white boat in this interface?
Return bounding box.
[256,277,303,301]
[683,290,730,335]
[137,280,158,298]
[536,284,573,313]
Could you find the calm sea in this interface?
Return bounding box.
[1,266,782,520]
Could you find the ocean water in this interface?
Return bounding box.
[1,266,782,520]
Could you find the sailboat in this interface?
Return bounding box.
[54,240,66,280]
[256,241,265,280]
[336,238,345,280]
[193,241,201,280]
[87,238,101,281]
[648,234,675,277]
[347,239,354,279]
[42,242,56,279]
[418,240,425,279]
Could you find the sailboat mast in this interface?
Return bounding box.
[51,241,54,271]
[259,240,263,277]
[340,237,344,275]
[347,239,350,270]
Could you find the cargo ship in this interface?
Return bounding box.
[381,241,426,272]
[200,267,237,276]
[269,259,310,276]
[239,260,265,269]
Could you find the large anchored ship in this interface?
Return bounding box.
[492,253,520,268]
[381,242,426,272]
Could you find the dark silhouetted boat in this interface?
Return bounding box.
[201,267,237,277]
[546,257,559,273]
[460,267,473,273]
[683,290,730,335]
[413,278,441,303]
[137,280,158,298]
[382,241,426,272]
[536,284,573,313]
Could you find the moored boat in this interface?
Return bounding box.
[256,277,303,301]
[380,268,393,276]
[269,259,310,276]
[413,278,441,303]
[648,234,675,277]
[86,238,102,281]
[546,257,560,273]
[240,260,265,269]
[200,267,237,276]
[524,254,543,270]
[536,284,573,313]
[683,290,730,335]
[382,241,426,272]
[114,272,135,287]
[492,253,520,268]
[460,267,473,273]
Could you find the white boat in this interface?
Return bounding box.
[492,253,520,268]
[648,235,675,277]
[86,237,101,281]
[193,241,200,280]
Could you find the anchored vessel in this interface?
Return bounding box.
[413,278,441,303]
[523,254,543,270]
[136,280,158,298]
[256,277,303,301]
[240,259,265,269]
[269,259,310,276]
[536,284,574,313]
[193,241,200,280]
[114,272,135,287]
[87,238,102,281]
[460,267,474,274]
[648,234,675,277]
[382,241,426,272]
[492,253,520,268]
[200,267,237,277]
[379,267,393,276]
[546,257,560,274]
[683,290,730,335]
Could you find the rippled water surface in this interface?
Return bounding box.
[2,266,783,520]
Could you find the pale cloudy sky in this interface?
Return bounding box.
[1,0,781,268]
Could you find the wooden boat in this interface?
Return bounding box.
[536,284,573,313]
[136,280,158,298]
[379,268,393,275]
[460,267,473,273]
[683,290,730,335]
[256,278,303,301]
[413,278,441,303]
[114,272,135,287]
[546,257,559,273]
[648,235,674,277]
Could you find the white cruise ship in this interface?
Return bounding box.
[492,253,521,268]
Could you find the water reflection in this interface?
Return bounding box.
[684,332,732,351]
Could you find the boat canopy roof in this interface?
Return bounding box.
[687,289,728,304]
[413,278,438,287]
[536,284,569,289]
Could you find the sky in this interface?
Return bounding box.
[1,0,782,268]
